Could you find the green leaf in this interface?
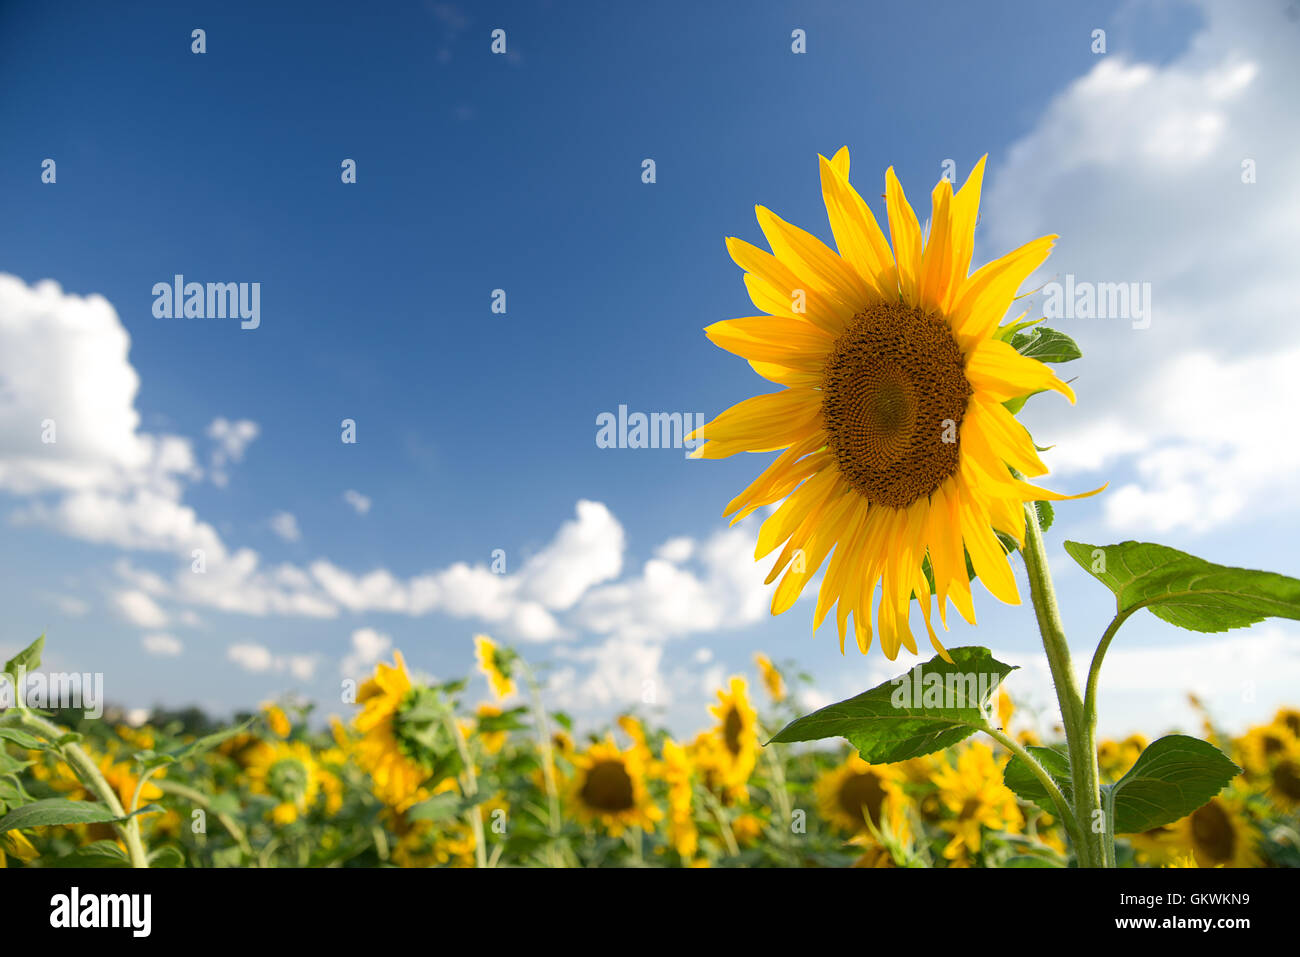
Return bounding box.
[0,727,52,751]
[0,798,158,834]
[769,647,1014,763]
[3,634,44,684]
[1033,500,1054,533]
[1111,735,1240,833]
[1010,326,1082,364]
[148,845,186,868]
[1064,540,1300,633]
[46,840,131,868]
[1003,746,1073,814]
[405,791,469,823]
[160,717,256,765]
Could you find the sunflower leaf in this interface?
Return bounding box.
[1110,735,1240,834]
[1003,745,1073,814]
[0,798,159,834]
[1064,540,1300,633]
[2,634,44,686]
[1010,326,1082,364]
[768,647,1015,763]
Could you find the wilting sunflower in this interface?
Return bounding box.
[1168,795,1259,869]
[245,740,322,825]
[754,653,787,702]
[690,148,1098,660]
[474,634,517,700]
[568,735,661,836]
[815,752,908,837]
[706,677,759,797]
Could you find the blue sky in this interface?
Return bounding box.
[2,0,1298,741]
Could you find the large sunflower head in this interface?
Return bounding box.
[354,651,456,811]
[567,736,661,836]
[690,149,1098,660]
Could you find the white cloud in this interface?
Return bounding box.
[206,418,259,487]
[0,275,153,495]
[341,626,391,678]
[269,511,302,543]
[982,0,1300,533]
[227,642,316,680]
[343,489,371,515]
[112,589,168,628]
[141,633,183,657]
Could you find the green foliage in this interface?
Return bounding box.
[770,647,1014,763]
[1065,540,1300,632]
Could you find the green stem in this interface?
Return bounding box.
[1019,502,1105,867]
[16,711,150,868]
[1082,610,1133,732]
[979,723,1086,859]
[447,714,488,869]
[154,779,253,858]
[521,662,564,868]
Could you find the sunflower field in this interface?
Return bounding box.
[2,633,1296,869]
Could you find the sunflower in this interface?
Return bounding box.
[1235,723,1297,777]
[659,738,699,859]
[1168,796,1259,868]
[261,703,292,739]
[930,741,1022,863]
[462,703,509,755]
[0,830,39,867]
[815,752,908,836]
[245,740,322,825]
[474,634,517,700]
[689,148,1098,660]
[705,677,760,798]
[1273,707,1300,739]
[754,653,787,702]
[354,652,447,812]
[567,736,661,836]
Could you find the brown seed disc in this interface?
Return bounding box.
[821,302,972,509]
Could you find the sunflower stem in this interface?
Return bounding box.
[978,722,1086,859]
[16,710,151,868]
[1019,502,1105,868]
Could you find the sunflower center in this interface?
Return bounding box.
[837,771,886,827]
[821,302,971,509]
[581,760,636,812]
[1274,760,1300,801]
[723,708,744,756]
[1190,801,1236,862]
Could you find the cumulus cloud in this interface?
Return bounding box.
[112,589,168,628]
[227,642,316,680]
[141,633,183,657]
[343,489,371,515]
[269,511,302,543]
[341,627,392,678]
[981,0,1300,532]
